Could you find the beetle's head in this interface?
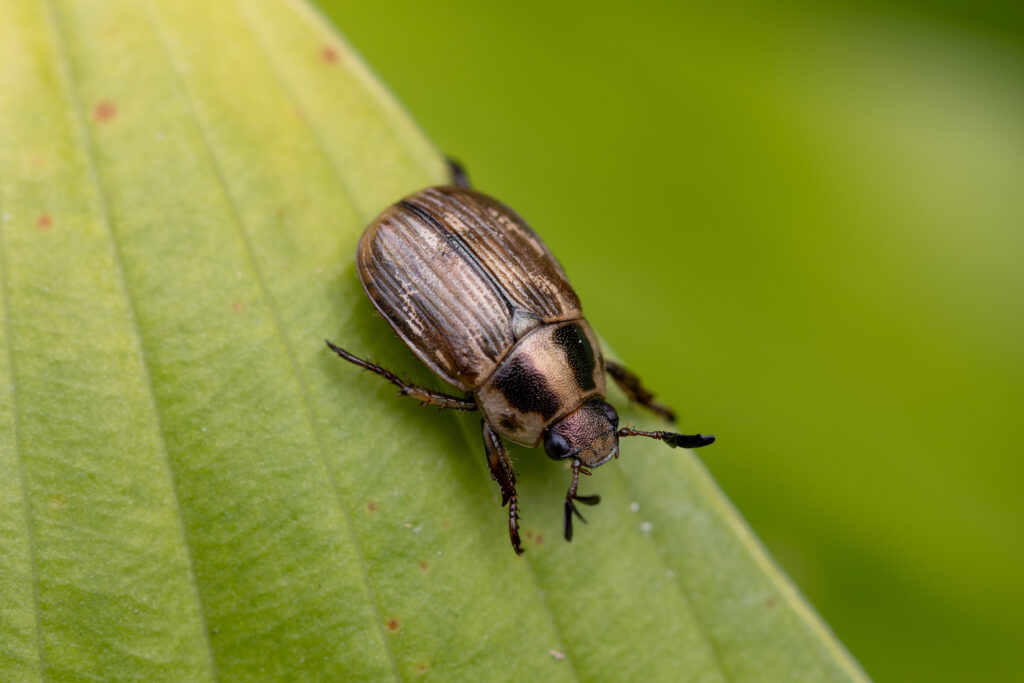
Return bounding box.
[543,397,620,468]
[543,396,716,546]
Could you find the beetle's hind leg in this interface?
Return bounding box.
[326,340,477,410]
[482,421,523,555]
[605,360,677,423]
[446,157,472,188]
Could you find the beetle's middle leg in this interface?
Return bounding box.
[326,340,477,410]
[605,360,677,423]
[482,420,523,555]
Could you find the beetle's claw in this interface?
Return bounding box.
[511,533,524,555]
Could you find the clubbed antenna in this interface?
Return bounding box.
[617,428,715,449]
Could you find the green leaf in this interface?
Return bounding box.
[0,0,868,680]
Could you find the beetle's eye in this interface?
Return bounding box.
[600,402,619,431]
[543,430,572,459]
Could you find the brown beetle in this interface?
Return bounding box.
[327,162,713,554]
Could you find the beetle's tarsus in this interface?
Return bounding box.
[605,360,678,423]
[509,494,523,555]
[482,420,524,554]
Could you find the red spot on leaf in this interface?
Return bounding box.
[414,663,429,675]
[765,596,777,608]
[94,100,117,122]
[232,300,245,312]
[386,617,401,633]
[36,214,52,231]
[534,534,544,545]
[322,46,340,64]
[524,530,533,540]
[418,561,429,572]
[366,501,377,512]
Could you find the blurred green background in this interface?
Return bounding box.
[315,1,1023,681]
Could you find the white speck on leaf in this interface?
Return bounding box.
[629,501,639,513]
[640,521,652,533]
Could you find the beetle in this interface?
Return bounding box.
[327,161,713,554]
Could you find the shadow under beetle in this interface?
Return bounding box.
[327,161,714,554]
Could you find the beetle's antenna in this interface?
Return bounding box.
[617,427,715,449]
[563,460,601,542]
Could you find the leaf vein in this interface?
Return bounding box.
[43,0,219,679]
[138,1,401,678]
[0,147,47,683]
[232,0,365,227]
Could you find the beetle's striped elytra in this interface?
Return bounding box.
[328,160,713,554]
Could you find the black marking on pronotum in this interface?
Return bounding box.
[499,415,522,433]
[553,323,596,391]
[399,200,518,319]
[492,356,561,420]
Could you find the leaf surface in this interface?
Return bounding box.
[0,0,867,680]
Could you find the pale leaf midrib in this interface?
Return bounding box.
[683,454,869,681]
[607,461,731,681]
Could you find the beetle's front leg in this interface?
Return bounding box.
[326,340,477,410]
[605,360,676,423]
[481,420,522,555]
